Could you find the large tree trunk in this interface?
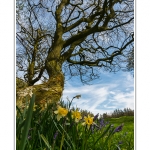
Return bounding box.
[16,60,64,110]
[34,69,64,105]
[16,71,64,110]
[16,22,65,109]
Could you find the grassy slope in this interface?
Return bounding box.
[106,116,134,133]
[105,116,134,149]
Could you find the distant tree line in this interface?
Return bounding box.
[101,108,134,119]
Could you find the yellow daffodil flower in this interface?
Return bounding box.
[54,106,68,121]
[71,109,82,122]
[82,115,95,129]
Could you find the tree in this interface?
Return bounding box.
[16,0,52,86]
[16,0,134,107]
[124,47,134,72]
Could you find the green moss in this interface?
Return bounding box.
[33,84,62,104]
[16,82,63,110]
[16,78,27,90]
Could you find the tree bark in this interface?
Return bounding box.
[16,71,64,109]
[16,46,64,109]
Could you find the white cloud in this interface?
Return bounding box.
[113,91,134,109]
[62,72,134,115]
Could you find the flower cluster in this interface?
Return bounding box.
[54,106,95,129]
[114,123,124,133]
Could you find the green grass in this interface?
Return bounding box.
[16,95,134,150]
[105,116,134,150]
[106,116,134,130]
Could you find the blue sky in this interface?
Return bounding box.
[62,71,134,115]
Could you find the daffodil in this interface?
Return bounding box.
[71,109,82,122]
[82,115,95,129]
[54,106,68,121]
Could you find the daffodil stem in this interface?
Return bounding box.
[52,140,55,150]
[81,125,87,150]
[60,131,64,150]
[69,97,75,109]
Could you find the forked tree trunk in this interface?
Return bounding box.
[16,59,64,109]
[16,34,65,109]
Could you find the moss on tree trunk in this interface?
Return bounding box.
[16,60,64,109]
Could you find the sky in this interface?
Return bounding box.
[62,70,134,115]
